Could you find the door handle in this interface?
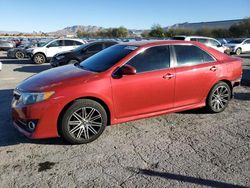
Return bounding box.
[210,66,217,72]
[163,73,175,79]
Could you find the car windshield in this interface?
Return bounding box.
[37,39,53,47]
[79,45,137,72]
[72,43,89,52]
[228,39,244,44]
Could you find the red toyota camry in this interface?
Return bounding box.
[12,40,242,144]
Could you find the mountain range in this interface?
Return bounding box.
[0,19,245,36]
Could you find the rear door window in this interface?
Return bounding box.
[174,45,215,67]
[64,40,74,46]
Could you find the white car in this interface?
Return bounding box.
[27,39,86,64]
[172,36,228,53]
[224,38,250,55]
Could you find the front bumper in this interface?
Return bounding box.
[225,47,236,54]
[50,57,68,67]
[12,97,61,139]
[50,57,60,67]
[7,50,15,58]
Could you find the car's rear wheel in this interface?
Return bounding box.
[206,82,231,113]
[235,48,242,56]
[59,99,107,144]
[33,53,46,64]
[15,51,25,59]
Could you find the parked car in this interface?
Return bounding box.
[224,38,250,55]
[12,40,242,144]
[7,43,38,59]
[27,38,86,64]
[50,40,118,67]
[0,40,15,51]
[172,36,228,53]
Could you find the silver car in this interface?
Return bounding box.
[225,38,250,55]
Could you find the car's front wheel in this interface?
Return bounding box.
[15,51,25,59]
[206,82,231,113]
[235,48,242,56]
[59,99,107,144]
[33,53,46,64]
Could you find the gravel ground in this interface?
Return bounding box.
[0,51,249,188]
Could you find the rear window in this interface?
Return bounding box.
[79,45,136,72]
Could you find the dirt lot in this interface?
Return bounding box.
[0,51,249,188]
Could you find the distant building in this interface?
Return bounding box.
[165,19,244,31]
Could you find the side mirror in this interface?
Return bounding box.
[217,44,222,47]
[46,45,50,48]
[112,64,136,79]
[120,64,136,75]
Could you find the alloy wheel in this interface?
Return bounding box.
[34,54,45,64]
[67,107,102,141]
[211,85,230,111]
[16,51,25,59]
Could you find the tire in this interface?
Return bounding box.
[33,53,46,64]
[235,48,242,56]
[68,59,79,64]
[206,82,231,113]
[15,51,25,59]
[59,99,107,144]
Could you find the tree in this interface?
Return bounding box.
[165,28,195,37]
[141,31,150,38]
[196,28,212,37]
[211,29,230,38]
[229,18,250,37]
[149,24,165,38]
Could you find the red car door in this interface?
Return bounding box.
[111,46,175,118]
[173,45,220,107]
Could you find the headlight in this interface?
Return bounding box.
[19,91,54,105]
[56,55,65,60]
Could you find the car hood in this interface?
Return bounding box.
[55,51,72,56]
[225,43,239,47]
[17,64,95,92]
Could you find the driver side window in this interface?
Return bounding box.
[209,39,220,47]
[48,40,63,47]
[127,46,170,73]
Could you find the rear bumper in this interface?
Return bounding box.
[231,77,241,87]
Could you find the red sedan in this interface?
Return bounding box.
[12,40,242,144]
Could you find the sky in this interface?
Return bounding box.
[0,0,249,32]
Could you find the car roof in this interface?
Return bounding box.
[89,40,119,44]
[121,40,231,61]
[121,40,198,47]
[174,35,218,40]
